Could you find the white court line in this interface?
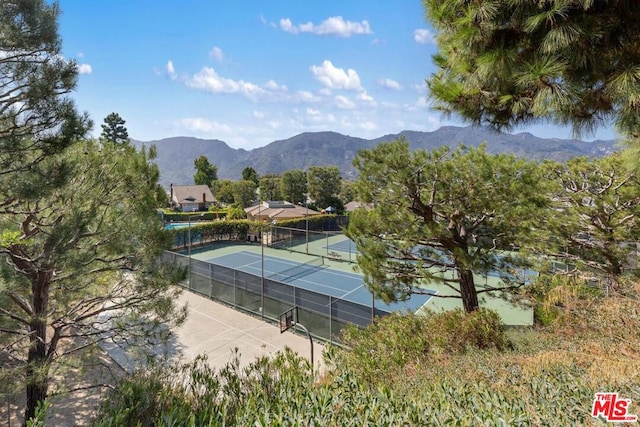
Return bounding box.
[188,304,280,352]
[208,252,435,306]
[219,251,362,281]
[241,264,361,296]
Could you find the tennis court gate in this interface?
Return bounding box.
[162,251,384,343]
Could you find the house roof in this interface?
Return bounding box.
[245,200,320,220]
[170,185,217,204]
[345,201,372,212]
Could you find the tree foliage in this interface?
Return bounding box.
[348,139,547,312]
[259,175,281,201]
[542,154,640,285]
[307,166,341,209]
[193,155,218,186]
[0,0,90,200]
[241,166,259,185]
[339,180,356,204]
[424,0,640,141]
[0,141,186,423]
[213,180,256,208]
[100,112,129,145]
[280,169,307,204]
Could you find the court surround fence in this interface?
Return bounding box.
[269,226,358,263]
[162,251,385,343]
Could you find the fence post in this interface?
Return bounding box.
[233,269,237,307]
[329,296,333,345]
[209,263,213,298]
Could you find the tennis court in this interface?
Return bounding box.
[207,250,433,313]
[164,245,436,341]
[324,238,359,256]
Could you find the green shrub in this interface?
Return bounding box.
[168,220,252,248]
[425,307,511,353]
[327,312,432,385]
[326,309,510,390]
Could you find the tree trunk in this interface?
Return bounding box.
[24,273,50,426]
[458,268,479,313]
[24,321,49,425]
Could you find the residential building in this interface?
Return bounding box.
[169,184,217,212]
[244,200,320,222]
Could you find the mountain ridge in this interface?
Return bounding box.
[131,126,619,187]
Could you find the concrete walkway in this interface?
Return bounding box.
[174,290,325,371]
[101,289,325,373]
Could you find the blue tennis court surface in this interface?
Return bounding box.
[207,251,433,313]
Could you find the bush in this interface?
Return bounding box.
[327,312,433,385]
[168,220,252,248]
[327,309,510,389]
[424,308,511,353]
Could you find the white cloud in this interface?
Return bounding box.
[253,110,265,119]
[335,95,355,109]
[279,18,295,33]
[378,78,402,90]
[280,16,372,37]
[77,52,85,58]
[209,46,224,62]
[77,63,92,74]
[185,67,267,100]
[306,107,321,117]
[414,28,435,44]
[176,118,232,134]
[166,60,177,80]
[357,90,375,103]
[411,83,427,93]
[310,60,361,91]
[172,62,293,101]
[264,79,287,91]
[358,121,378,131]
[294,90,322,103]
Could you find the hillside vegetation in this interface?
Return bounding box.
[92,282,639,426]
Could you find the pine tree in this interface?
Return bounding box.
[348,139,547,313]
[0,0,90,203]
[424,0,640,143]
[101,112,129,145]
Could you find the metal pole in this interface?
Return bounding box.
[305,194,309,254]
[294,322,314,376]
[260,199,264,319]
[372,293,375,323]
[187,213,203,290]
[188,216,192,289]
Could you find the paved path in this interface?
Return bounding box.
[102,289,325,373]
[174,290,325,371]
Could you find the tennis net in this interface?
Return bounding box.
[267,256,324,282]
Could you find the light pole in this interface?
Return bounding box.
[187,213,204,289]
[259,197,264,319]
[305,193,309,254]
[303,169,309,254]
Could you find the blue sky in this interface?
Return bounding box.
[57,0,617,149]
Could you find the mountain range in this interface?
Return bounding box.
[132,126,619,188]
